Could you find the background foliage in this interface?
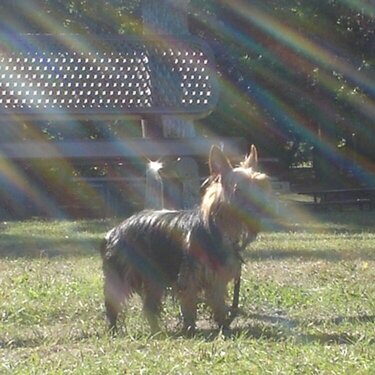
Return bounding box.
[0,0,374,171]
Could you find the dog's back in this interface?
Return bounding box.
[102,209,198,288]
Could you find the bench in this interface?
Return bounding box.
[298,187,375,210]
[0,1,246,218]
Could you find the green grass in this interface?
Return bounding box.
[1,209,375,374]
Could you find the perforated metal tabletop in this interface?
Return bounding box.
[0,35,219,120]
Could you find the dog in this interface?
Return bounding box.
[100,145,271,334]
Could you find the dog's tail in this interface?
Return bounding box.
[99,237,108,259]
[100,227,117,259]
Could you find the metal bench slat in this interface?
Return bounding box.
[0,34,219,120]
[0,138,245,160]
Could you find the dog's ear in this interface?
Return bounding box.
[209,145,232,177]
[242,144,258,169]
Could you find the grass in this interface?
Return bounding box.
[1,208,375,374]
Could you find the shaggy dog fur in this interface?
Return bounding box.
[100,145,271,334]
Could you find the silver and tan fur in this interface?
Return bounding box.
[100,145,271,334]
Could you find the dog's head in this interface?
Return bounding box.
[202,145,271,236]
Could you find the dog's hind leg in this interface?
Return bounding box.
[142,283,163,334]
[103,268,132,334]
[105,297,120,334]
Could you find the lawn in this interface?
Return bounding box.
[1,208,374,374]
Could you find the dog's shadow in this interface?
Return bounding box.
[170,312,375,345]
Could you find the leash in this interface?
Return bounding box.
[230,232,254,321]
[231,273,241,318]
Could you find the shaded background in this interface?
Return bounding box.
[0,0,374,217]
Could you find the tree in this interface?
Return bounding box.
[192,0,374,177]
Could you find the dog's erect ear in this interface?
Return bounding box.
[242,144,258,169]
[209,145,232,177]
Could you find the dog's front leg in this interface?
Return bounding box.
[178,286,198,336]
[205,279,230,330]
